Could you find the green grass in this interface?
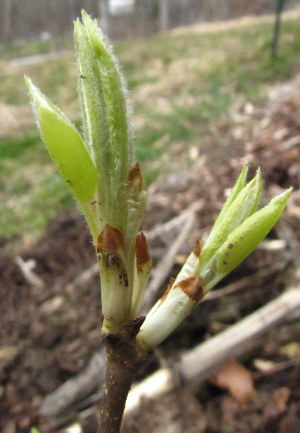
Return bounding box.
[0,132,75,238]
[0,35,73,61]
[1,12,300,239]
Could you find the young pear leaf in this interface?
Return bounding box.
[200,168,262,268]
[217,188,292,275]
[25,77,97,203]
[212,163,249,231]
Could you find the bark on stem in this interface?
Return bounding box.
[99,317,149,433]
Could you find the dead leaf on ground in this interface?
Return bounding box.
[263,387,290,420]
[209,358,255,403]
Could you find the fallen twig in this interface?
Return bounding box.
[15,256,45,290]
[41,350,106,420]
[41,285,300,427]
[125,287,300,412]
[144,199,203,243]
[141,210,197,314]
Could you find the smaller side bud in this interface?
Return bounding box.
[137,170,291,350]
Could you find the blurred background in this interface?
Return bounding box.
[1,1,300,433]
[1,0,300,239]
[1,0,300,41]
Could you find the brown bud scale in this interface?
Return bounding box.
[128,162,143,192]
[193,239,202,257]
[97,224,124,254]
[176,276,203,302]
[161,277,176,302]
[136,233,151,273]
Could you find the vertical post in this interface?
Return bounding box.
[271,0,286,58]
[2,0,13,41]
[180,0,189,26]
[67,0,76,21]
[135,0,151,38]
[99,0,110,37]
[159,0,169,31]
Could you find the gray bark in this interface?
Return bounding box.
[2,0,13,41]
[98,0,110,36]
[159,0,170,31]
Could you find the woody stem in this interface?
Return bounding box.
[99,318,149,433]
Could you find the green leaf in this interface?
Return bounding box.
[199,168,262,268]
[212,163,249,231]
[74,12,133,233]
[217,188,292,275]
[25,77,97,204]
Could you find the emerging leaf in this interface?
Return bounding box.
[199,167,262,269]
[25,77,97,204]
[74,11,133,234]
[212,163,249,231]
[216,188,292,276]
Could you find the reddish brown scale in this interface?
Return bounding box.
[193,239,202,257]
[128,163,143,192]
[161,277,175,302]
[128,162,141,183]
[135,233,151,273]
[177,276,203,302]
[97,225,128,285]
[97,224,124,254]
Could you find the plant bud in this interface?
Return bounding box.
[74,11,133,234]
[138,170,291,351]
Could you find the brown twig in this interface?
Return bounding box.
[99,317,149,433]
